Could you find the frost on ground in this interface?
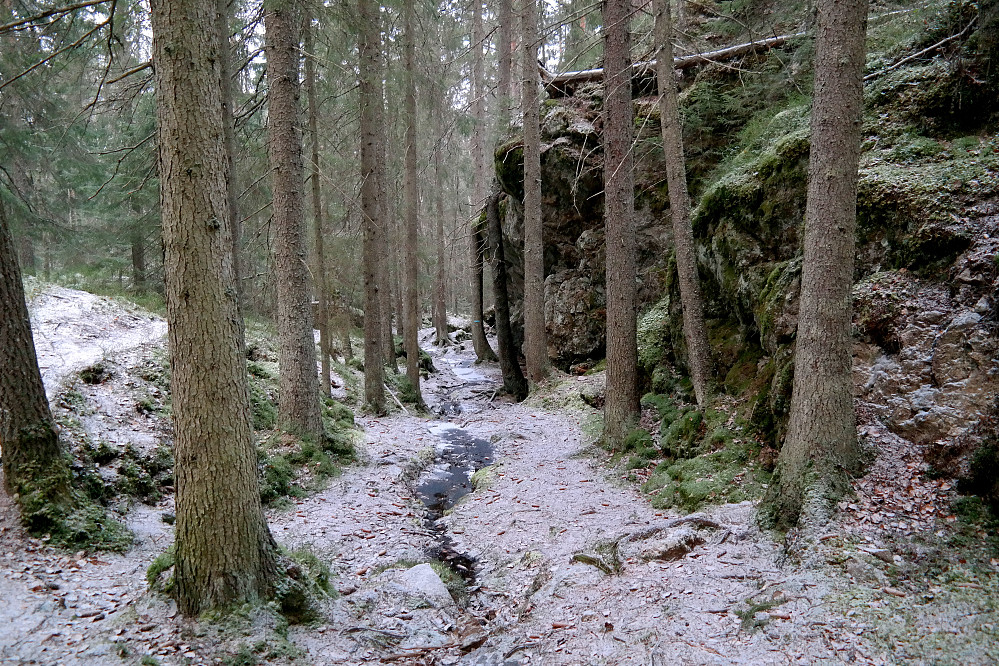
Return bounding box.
[0,285,997,665]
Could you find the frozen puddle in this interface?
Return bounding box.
[415,423,494,514]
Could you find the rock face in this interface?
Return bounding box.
[494,94,672,369]
[494,62,998,455]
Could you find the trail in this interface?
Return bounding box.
[1,286,996,665]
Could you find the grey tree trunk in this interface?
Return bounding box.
[763,0,868,531]
[487,190,529,400]
[359,0,385,413]
[654,0,712,406]
[432,120,449,346]
[380,133,399,375]
[304,13,332,398]
[131,227,146,291]
[151,0,278,616]
[265,0,323,440]
[521,0,549,385]
[0,195,75,534]
[602,0,640,446]
[470,1,497,363]
[497,0,515,128]
[402,0,424,405]
[217,0,242,309]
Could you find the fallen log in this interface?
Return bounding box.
[545,32,806,98]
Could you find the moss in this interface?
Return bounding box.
[248,373,277,432]
[147,545,176,593]
[79,362,113,385]
[257,425,355,505]
[961,439,999,516]
[660,409,704,460]
[643,438,768,512]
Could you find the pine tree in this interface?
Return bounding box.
[654,0,712,406]
[0,193,75,534]
[402,0,424,405]
[151,0,279,615]
[522,0,550,384]
[763,0,869,530]
[602,0,640,446]
[265,0,324,439]
[359,0,386,413]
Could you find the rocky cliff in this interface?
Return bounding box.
[493,4,998,464]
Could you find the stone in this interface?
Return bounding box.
[399,564,454,607]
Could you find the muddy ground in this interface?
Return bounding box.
[0,285,996,665]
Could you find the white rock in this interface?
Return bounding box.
[399,564,453,606]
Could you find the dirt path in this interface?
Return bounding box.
[1,286,996,665]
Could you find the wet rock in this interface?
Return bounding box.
[399,564,454,607]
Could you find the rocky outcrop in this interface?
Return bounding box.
[493,22,998,468]
[494,94,672,370]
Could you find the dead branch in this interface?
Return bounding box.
[864,16,977,81]
[0,0,110,34]
[546,32,806,98]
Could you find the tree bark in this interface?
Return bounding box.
[487,190,529,400]
[602,0,639,446]
[402,0,424,405]
[359,0,385,412]
[380,135,399,375]
[151,0,278,615]
[304,12,332,398]
[497,0,515,128]
[131,227,146,291]
[521,0,549,385]
[217,0,243,310]
[470,0,497,363]
[0,194,75,533]
[432,115,449,346]
[763,0,868,531]
[654,0,712,406]
[265,0,323,439]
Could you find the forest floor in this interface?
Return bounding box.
[1,284,997,666]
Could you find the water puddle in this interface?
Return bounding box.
[415,423,494,513]
[409,422,495,585]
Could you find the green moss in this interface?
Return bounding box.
[146,545,176,593]
[643,438,768,512]
[961,439,999,516]
[660,408,704,460]
[248,372,277,432]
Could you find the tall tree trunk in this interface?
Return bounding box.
[486,190,529,400]
[432,122,449,346]
[359,0,385,413]
[763,0,868,530]
[131,227,146,291]
[602,0,639,446]
[151,0,278,615]
[402,0,424,405]
[217,0,243,310]
[498,0,514,125]
[521,0,549,385]
[470,0,496,361]
[470,0,497,363]
[654,0,712,406]
[304,12,332,398]
[0,195,75,534]
[265,0,323,439]
[470,217,497,362]
[380,132,399,374]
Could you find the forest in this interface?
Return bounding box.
[0,0,997,663]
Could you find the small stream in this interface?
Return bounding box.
[411,351,497,583]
